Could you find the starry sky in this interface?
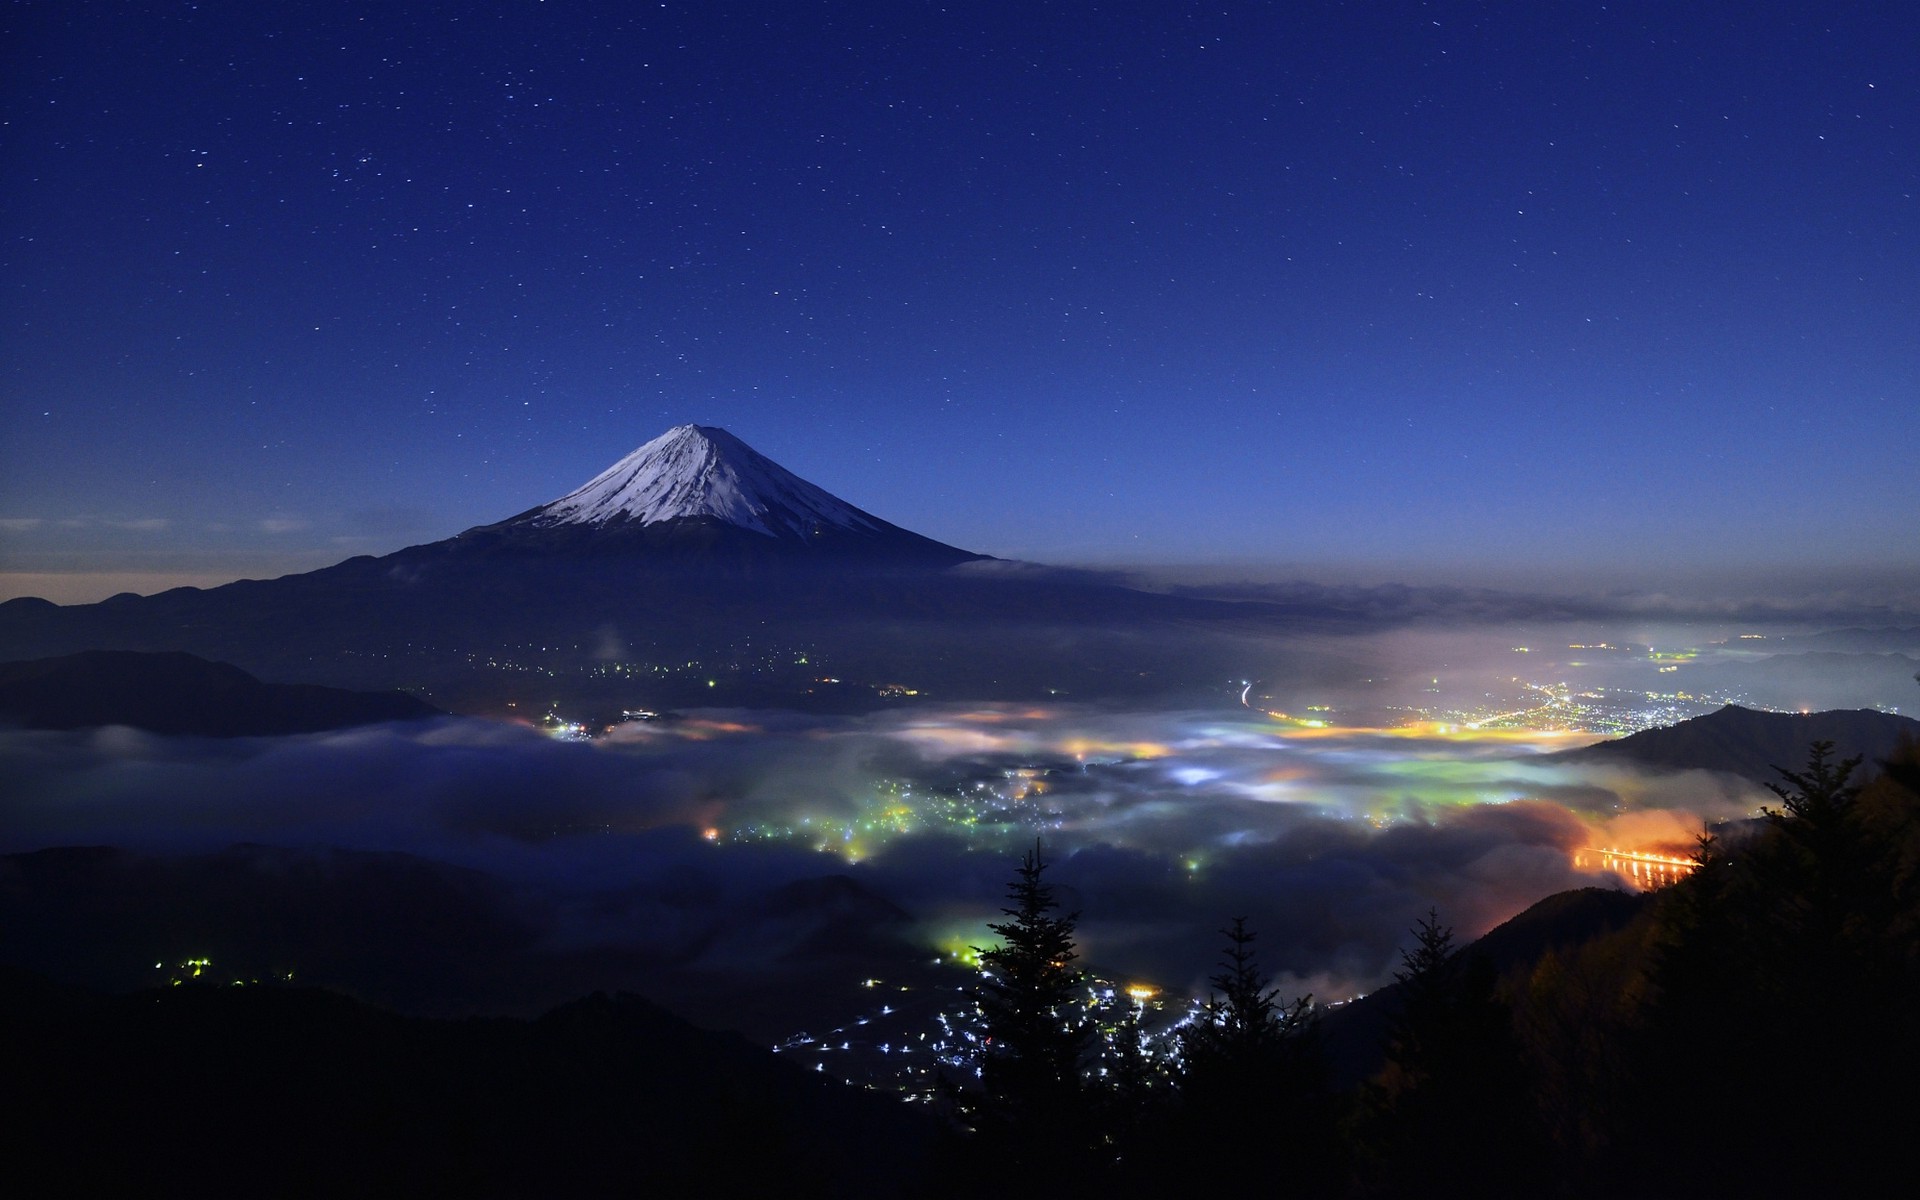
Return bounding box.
[3,1,1916,604]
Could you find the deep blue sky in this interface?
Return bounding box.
[3,1,1916,602]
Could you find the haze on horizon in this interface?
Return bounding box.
[2,416,1916,614]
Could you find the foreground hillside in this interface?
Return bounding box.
[0,974,935,1199]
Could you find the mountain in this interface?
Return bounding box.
[1663,651,1920,712]
[1,973,937,1198]
[0,426,1303,712]
[0,650,441,735]
[1558,703,1920,782]
[0,842,956,1042]
[1318,887,1650,1088]
[434,424,984,567]
[1767,627,1920,654]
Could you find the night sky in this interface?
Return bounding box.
[4,2,1916,603]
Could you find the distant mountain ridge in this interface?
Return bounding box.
[1559,703,1920,782]
[0,651,440,736]
[1667,651,1920,714]
[0,426,1288,710]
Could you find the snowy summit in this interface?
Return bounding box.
[461,425,981,566]
[525,425,883,539]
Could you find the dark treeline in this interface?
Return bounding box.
[944,738,1920,1199]
[1,980,936,1200]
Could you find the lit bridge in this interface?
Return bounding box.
[1576,847,1696,888]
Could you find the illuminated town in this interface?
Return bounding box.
[498,639,1774,1098]
[775,970,1193,1101]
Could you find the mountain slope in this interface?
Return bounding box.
[442,424,983,566]
[1318,887,1650,1087]
[0,650,441,735]
[1559,703,1920,781]
[1,975,936,1198]
[0,426,1302,710]
[517,424,886,537]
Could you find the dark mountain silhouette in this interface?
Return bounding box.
[1769,626,1920,653]
[1449,887,1650,976]
[1672,651,1920,712]
[1558,703,1920,781]
[0,427,1327,712]
[1318,887,1649,1088]
[0,650,441,735]
[0,844,540,1013]
[0,969,937,1199]
[0,843,946,1038]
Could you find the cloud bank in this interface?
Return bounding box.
[0,698,1765,1006]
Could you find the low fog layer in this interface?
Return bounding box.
[0,701,1763,1005]
[8,614,1904,1028]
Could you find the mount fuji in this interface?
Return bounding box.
[432,425,982,567]
[0,426,1271,712]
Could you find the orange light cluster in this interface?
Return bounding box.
[1576,846,1697,887]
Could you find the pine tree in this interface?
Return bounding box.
[1172,918,1340,1193]
[1367,909,1543,1196]
[1204,917,1277,1048]
[968,841,1097,1180]
[1764,739,1863,822]
[1381,907,1459,1091]
[1179,917,1310,1072]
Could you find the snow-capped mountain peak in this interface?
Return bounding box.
[522,425,885,540]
